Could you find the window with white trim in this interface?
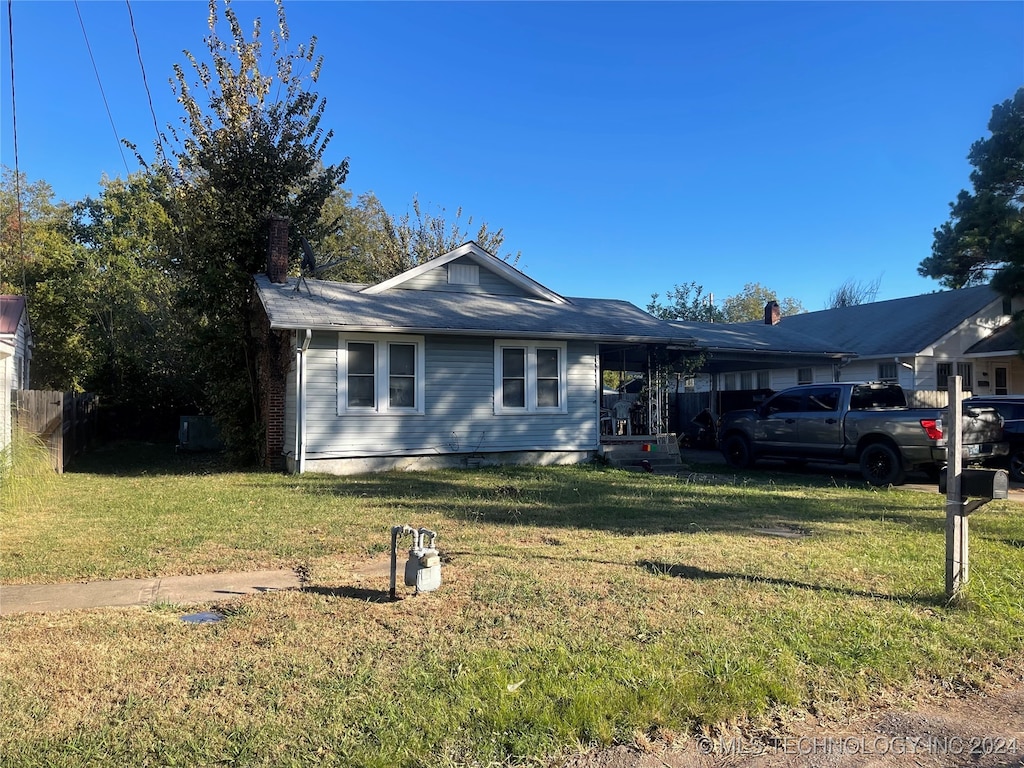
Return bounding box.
[937,362,974,391]
[877,362,898,383]
[494,341,567,414]
[338,334,425,414]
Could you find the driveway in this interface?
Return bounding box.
[678,449,1024,501]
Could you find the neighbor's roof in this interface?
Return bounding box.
[254,274,699,345]
[0,295,28,336]
[759,284,1001,358]
[670,318,848,356]
[668,318,852,372]
[966,321,1022,355]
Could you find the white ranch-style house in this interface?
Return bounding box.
[672,285,1022,405]
[253,225,701,475]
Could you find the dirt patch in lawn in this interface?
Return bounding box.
[554,672,1024,768]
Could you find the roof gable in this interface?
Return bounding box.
[359,242,569,305]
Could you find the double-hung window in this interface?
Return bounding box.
[937,361,974,391]
[494,341,567,414]
[338,334,425,414]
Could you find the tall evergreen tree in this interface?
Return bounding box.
[919,88,1024,292]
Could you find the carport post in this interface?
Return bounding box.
[945,376,967,599]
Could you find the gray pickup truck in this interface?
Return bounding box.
[717,382,1007,485]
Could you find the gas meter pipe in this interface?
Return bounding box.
[389,525,415,600]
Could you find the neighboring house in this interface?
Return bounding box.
[678,285,1022,398]
[253,228,697,475]
[0,295,33,455]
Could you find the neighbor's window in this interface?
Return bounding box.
[338,335,425,414]
[494,341,567,414]
[722,373,736,391]
[957,362,974,390]
[797,368,813,385]
[877,362,898,383]
[937,362,974,391]
[756,370,770,389]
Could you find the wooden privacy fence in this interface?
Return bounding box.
[13,390,98,473]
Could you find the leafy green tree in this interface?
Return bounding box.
[68,174,198,412]
[0,168,97,391]
[919,87,1024,292]
[646,282,724,322]
[721,282,804,322]
[310,191,517,283]
[153,0,348,460]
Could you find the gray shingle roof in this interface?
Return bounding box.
[769,285,1000,357]
[0,295,27,336]
[254,274,697,345]
[966,321,1021,355]
[669,318,848,355]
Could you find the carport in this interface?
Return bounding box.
[665,317,855,444]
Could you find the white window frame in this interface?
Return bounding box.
[493,340,568,415]
[337,334,425,415]
[937,361,973,391]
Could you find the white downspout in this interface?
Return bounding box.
[295,329,312,474]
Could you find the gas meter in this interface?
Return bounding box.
[390,525,442,598]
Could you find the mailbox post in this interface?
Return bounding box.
[946,376,966,599]
[943,377,1008,600]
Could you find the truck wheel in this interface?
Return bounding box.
[1009,450,1024,483]
[859,443,905,486]
[722,434,753,469]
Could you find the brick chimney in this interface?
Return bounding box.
[764,301,781,325]
[266,215,290,283]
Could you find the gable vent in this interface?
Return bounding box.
[448,263,480,286]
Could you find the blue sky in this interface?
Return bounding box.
[2,1,1022,313]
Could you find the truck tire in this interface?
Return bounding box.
[1009,450,1024,483]
[722,434,754,469]
[859,442,905,486]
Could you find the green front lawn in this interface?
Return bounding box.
[1,441,1022,766]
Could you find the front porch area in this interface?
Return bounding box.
[598,434,684,474]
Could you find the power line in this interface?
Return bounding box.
[124,0,164,161]
[74,0,130,176]
[5,0,26,293]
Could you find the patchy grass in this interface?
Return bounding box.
[1,442,1022,766]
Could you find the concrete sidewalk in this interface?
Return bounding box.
[0,569,302,616]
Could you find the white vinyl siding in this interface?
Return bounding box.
[299,334,595,459]
[396,257,534,297]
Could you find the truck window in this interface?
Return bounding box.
[805,386,840,412]
[763,392,803,415]
[850,384,906,409]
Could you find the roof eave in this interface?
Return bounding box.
[264,320,697,346]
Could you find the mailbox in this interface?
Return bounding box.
[938,468,1009,500]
